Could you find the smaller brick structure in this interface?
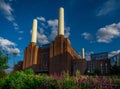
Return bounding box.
[87,59,111,75]
[14,61,23,71]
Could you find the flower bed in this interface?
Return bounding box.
[0,70,120,89]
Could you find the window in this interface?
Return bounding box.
[73,64,77,75]
[105,63,108,73]
[88,62,94,73]
[42,54,49,70]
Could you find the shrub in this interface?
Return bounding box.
[59,78,76,89]
[114,79,120,85]
[75,70,80,78]
[24,69,34,75]
[0,69,35,89]
[0,70,6,78]
[0,70,120,89]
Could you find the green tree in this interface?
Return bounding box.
[0,50,9,78]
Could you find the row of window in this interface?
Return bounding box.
[88,62,108,74]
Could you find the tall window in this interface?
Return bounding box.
[42,54,49,70]
[105,63,108,74]
[73,64,77,75]
[88,62,94,73]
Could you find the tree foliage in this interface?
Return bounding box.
[0,50,9,71]
[0,50,9,78]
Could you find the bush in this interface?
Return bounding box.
[0,69,35,89]
[0,70,120,89]
[24,69,34,75]
[0,70,6,78]
[75,70,80,78]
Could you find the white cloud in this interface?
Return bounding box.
[18,37,22,40]
[48,19,58,27]
[111,50,120,54]
[0,37,15,47]
[6,15,14,21]
[0,0,13,20]
[36,16,46,22]
[97,0,120,16]
[47,19,71,40]
[85,51,94,60]
[109,50,120,57]
[83,22,120,43]
[13,22,18,27]
[0,37,20,55]
[12,48,20,55]
[81,32,93,40]
[97,22,120,43]
[6,47,20,55]
[0,0,14,21]
[65,27,70,38]
[48,19,58,40]
[0,0,19,30]
[37,28,49,45]
[30,29,32,34]
[36,16,71,43]
[13,22,19,30]
[18,31,24,34]
[41,23,47,28]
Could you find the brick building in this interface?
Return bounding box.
[87,52,111,75]
[14,8,111,75]
[14,61,23,71]
[110,52,120,66]
[22,7,87,75]
[87,59,111,75]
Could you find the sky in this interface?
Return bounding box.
[0,0,120,70]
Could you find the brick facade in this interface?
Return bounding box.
[22,35,86,75]
[87,59,111,75]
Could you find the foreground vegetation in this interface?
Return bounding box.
[0,69,120,89]
[0,50,9,78]
[0,50,120,89]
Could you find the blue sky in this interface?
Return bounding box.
[0,0,120,70]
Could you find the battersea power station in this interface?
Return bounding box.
[22,7,87,75]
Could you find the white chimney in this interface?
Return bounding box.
[58,7,64,35]
[82,48,85,59]
[31,19,37,43]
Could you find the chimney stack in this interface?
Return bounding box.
[58,7,64,35]
[31,19,37,43]
[82,48,85,59]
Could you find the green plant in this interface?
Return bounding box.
[0,70,120,89]
[0,50,9,78]
[0,70,35,89]
[61,71,70,80]
[114,79,120,85]
[76,70,80,78]
[24,69,34,75]
[60,78,76,89]
[0,70,6,78]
